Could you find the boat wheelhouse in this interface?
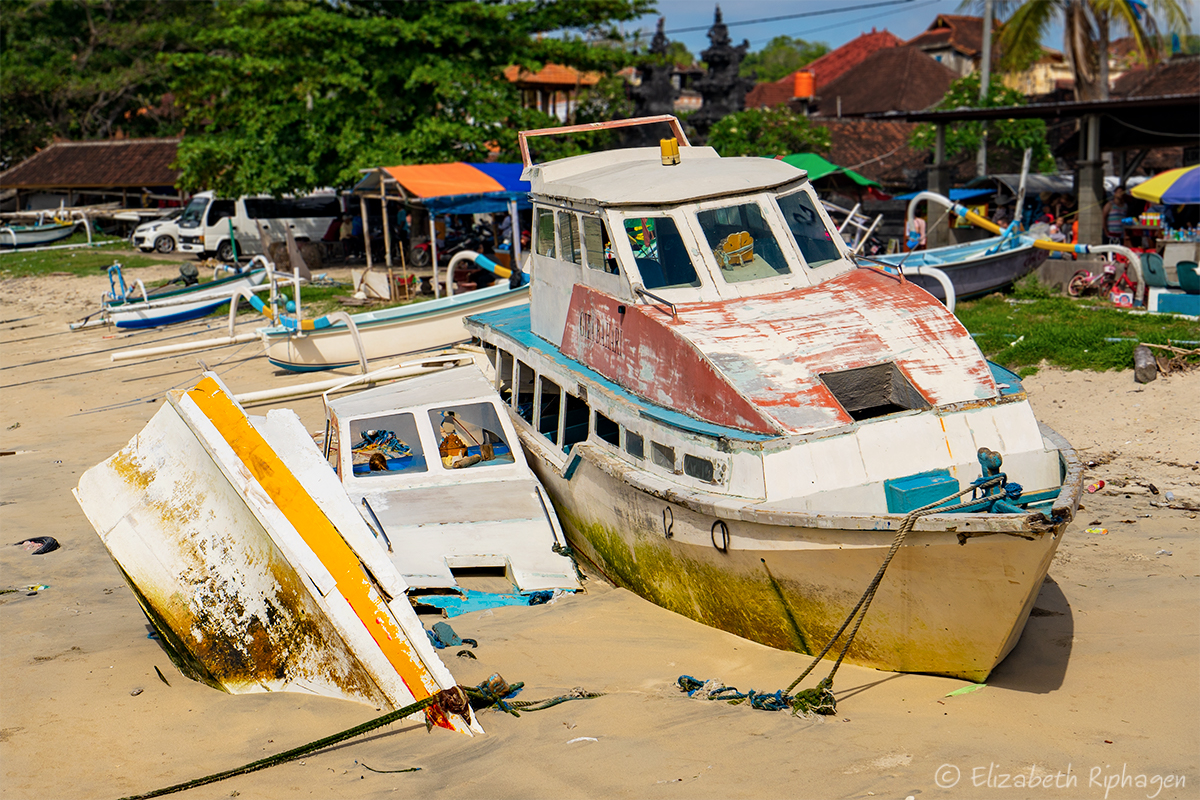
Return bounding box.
[465,117,1082,682]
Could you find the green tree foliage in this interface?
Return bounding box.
[706,106,831,158]
[0,0,212,169]
[738,36,830,82]
[910,73,1056,174]
[166,0,651,195]
[959,0,1188,101]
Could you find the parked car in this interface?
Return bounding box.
[131,210,183,254]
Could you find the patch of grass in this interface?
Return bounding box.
[0,232,166,278]
[956,276,1200,375]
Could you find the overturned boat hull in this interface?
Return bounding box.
[74,373,478,733]
[263,283,528,372]
[0,222,77,247]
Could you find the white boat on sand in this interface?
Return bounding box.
[465,116,1083,682]
[74,372,481,734]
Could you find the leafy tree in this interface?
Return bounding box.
[166,0,652,195]
[910,73,1056,173]
[0,0,212,169]
[959,0,1188,101]
[706,106,830,158]
[738,36,830,82]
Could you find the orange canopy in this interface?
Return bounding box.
[383,163,505,199]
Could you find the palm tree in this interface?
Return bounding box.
[962,0,1190,101]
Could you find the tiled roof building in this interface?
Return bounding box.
[814,46,957,116]
[1112,53,1200,98]
[906,14,998,77]
[744,29,902,109]
[0,137,180,191]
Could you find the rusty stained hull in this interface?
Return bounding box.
[74,375,478,733]
[526,439,1069,682]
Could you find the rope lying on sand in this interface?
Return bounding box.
[678,477,1010,717]
[119,677,603,800]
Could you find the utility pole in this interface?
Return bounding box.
[976,0,993,177]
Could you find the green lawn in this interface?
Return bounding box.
[956,276,1200,375]
[0,231,166,278]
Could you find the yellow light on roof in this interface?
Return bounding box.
[660,137,681,166]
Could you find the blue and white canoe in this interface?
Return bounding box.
[101,267,268,329]
[873,235,1049,303]
[0,221,77,248]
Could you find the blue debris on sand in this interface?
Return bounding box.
[419,588,560,617]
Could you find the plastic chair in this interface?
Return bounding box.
[1139,252,1168,288]
[1177,261,1200,295]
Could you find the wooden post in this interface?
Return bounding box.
[360,195,373,270]
[381,192,393,270]
[1077,114,1104,246]
[430,215,440,299]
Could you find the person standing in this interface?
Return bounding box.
[1103,186,1128,245]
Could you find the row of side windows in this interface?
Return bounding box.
[534,207,620,275]
[493,345,720,483]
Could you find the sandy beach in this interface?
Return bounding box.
[2,262,1198,800]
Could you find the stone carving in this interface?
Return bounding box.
[690,5,755,142]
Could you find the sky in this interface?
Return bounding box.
[618,0,1197,60]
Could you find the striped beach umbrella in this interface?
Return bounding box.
[1130,165,1200,205]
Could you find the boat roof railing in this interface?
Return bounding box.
[518,115,690,169]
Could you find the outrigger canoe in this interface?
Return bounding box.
[873,234,1048,302]
[74,373,481,734]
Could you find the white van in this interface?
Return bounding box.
[177,191,343,260]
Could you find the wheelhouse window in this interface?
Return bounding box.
[696,201,790,283]
[428,403,515,470]
[535,209,556,258]
[515,360,535,424]
[562,393,589,452]
[623,217,700,290]
[651,441,675,471]
[496,349,515,405]
[625,430,644,459]
[683,454,715,482]
[776,190,842,268]
[349,413,427,477]
[583,216,619,275]
[557,211,581,264]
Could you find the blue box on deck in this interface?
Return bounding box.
[884,469,959,514]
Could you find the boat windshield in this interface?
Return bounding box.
[775,190,842,269]
[695,201,791,283]
[623,217,701,290]
[428,402,516,470]
[178,196,209,229]
[349,412,427,476]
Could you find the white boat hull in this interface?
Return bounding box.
[264,284,529,372]
[521,433,1079,682]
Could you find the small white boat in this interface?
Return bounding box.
[873,234,1049,301]
[261,282,529,372]
[323,365,580,594]
[74,372,480,734]
[465,116,1083,682]
[0,221,77,248]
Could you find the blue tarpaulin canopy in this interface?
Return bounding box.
[894,188,995,202]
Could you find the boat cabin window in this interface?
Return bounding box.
[428,403,516,470]
[349,413,427,477]
[325,422,339,474]
[562,393,589,452]
[776,190,842,269]
[623,217,701,290]
[496,349,515,405]
[624,430,644,459]
[594,411,620,446]
[515,360,535,424]
[535,209,556,258]
[683,454,715,483]
[583,216,619,275]
[651,441,675,471]
[696,201,791,283]
[557,211,581,264]
[538,376,561,444]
